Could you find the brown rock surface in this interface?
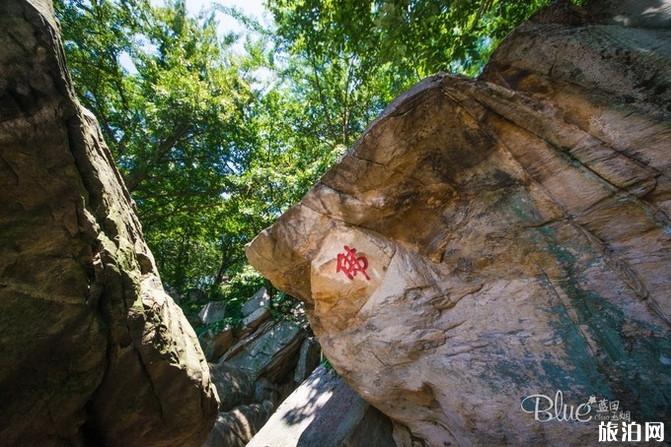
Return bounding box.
[0,0,218,445]
[247,1,671,445]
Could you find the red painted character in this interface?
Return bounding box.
[336,245,370,281]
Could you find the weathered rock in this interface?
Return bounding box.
[242,287,271,316]
[210,363,256,412]
[247,1,671,445]
[392,424,429,447]
[247,366,396,447]
[201,325,236,361]
[198,288,274,362]
[0,1,218,445]
[254,377,282,405]
[293,336,321,384]
[241,306,272,335]
[204,401,275,447]
[199,301,228,325]
[203,287,318,445]
[224,320,304,382]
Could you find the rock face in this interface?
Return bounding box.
[0,1,218,445]
[247,1,671,445]
[248,366,397,447]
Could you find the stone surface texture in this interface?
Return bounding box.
[202,288,321,447]
[199,301,228,325]
[293,337,322,383]
[0,1,219,445]
[247,1,671,445]
[247,366,397,447]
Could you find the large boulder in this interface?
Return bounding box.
[247,366,397,447]
[247,1,671,445]
[0,0,218,445]
[223,320,304,382]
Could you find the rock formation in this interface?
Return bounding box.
[248,366,397,447]
[201,288,322,447]
[0,0,218,445]
[247,1,671,445]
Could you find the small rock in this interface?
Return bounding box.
[226,320,304,381]
[240,307,271,335]
[203,401,275,447]
[293,336,321,384]
[241,288,270,317]
[199,301,227,325]
[200,326,235,362]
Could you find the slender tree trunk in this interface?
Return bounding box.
[210,243,230,298]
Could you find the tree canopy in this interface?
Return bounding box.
[55,0,550,323]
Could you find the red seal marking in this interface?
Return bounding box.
[336,245,370,281]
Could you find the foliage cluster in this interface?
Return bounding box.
[55,0,551,316]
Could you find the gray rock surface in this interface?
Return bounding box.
[210,363,256,412]
[225,320,304,381]
[241,306,271,335]
[203,289,317,447]
[248,366,396,447]
[242,287,271,316]
[293,337,322,384]
[199,301,227,325]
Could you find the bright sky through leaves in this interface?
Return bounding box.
[56,0,551,314]
[119,0,269,73]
